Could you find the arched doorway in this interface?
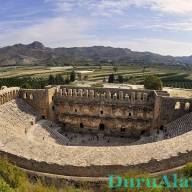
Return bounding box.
[120,127,125,133]
[99,123,105,131]
[80,123,84,129]
[160,125,164,131]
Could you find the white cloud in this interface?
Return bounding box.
[121,20,192,31]
[45,0,192,15]
[1,17,192,56]
[98,0,192,15]
[0,17,94,47]
[149,0,192,14]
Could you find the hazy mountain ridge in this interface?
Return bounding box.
[0,41,190,66]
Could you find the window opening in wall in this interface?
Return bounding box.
[23,93,27,99]
[75,109,77,112]
[99,123,105,131]
[129,113,132,117]
[175,102,181,110]
[100,110,103,114]
[185,102,190,110]
[160,125,164,131]
[141,130,146,135]
[80,123,84,128]
[29,94,33,100]
[121,127,126,132]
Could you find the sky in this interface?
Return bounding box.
[1,0,192,56]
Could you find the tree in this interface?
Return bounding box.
[65,76,70,84]
[144,75,163,90]
[21,83,31,89]
[55,74,64,85]
[142,66,147,76]
[108,74,115,83]
[48,75,55,85]
[113,66,118,73]
[118,75,124,83]
[70,70,76,82]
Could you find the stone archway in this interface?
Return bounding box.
[80,123,84,129]
[160,125,164,131]
[99,123,105,131]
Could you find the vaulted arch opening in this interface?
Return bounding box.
[99,123,105,131]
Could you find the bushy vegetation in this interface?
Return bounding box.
[2,158,192,192]
[180,163,192,178]
[144,75,163,90]
[0,158,92,192]
[0,71,76,89]
[161,74,192,89]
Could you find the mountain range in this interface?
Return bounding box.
[0,41,192,66]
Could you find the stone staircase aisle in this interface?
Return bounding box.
[164,112,192,139]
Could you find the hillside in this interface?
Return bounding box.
[0,41,191,66]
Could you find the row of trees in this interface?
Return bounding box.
[48,71,76,85]
[0,71,77,89]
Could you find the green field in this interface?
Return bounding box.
[1,65,192,89]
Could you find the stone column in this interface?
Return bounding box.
[113,93,117,100]
[143,93,148,102]
[89,90,94,99]
[106,91,111,100]
[131,92,135,103]
[119,91,124,100]
[68,89,72,97]
[78,89,83,97]
[125,94,130,101]
[137,92,142,102]
[73,89,77,97]
[84,89,89,97]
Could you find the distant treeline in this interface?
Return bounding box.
[0,71,76,89]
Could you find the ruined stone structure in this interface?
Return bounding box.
[0,86,192,178]
[0,86,20,105]
[17,85,192,138]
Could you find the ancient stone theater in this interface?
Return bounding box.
[19,85,192,137]
[0,85,192,177]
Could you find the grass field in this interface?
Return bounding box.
[1,65,192,89]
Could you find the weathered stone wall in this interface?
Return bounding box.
[1,148,192,177]
[54,87,155,137]
[19,86,58,119]
[157,96,192,129]
[17,85,192,136]
[19,89,47,118]
[0,87,20,105]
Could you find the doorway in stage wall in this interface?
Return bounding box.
[99,123,105,131]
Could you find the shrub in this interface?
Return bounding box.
[144,75,163,90]
[181,163,192,177]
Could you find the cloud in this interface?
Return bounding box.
[1,16,192,56]
[121,20,192,31]
[0,17,94,47]
[45,0,192,15]
[149,0,192,14]
[99,0,192,15]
